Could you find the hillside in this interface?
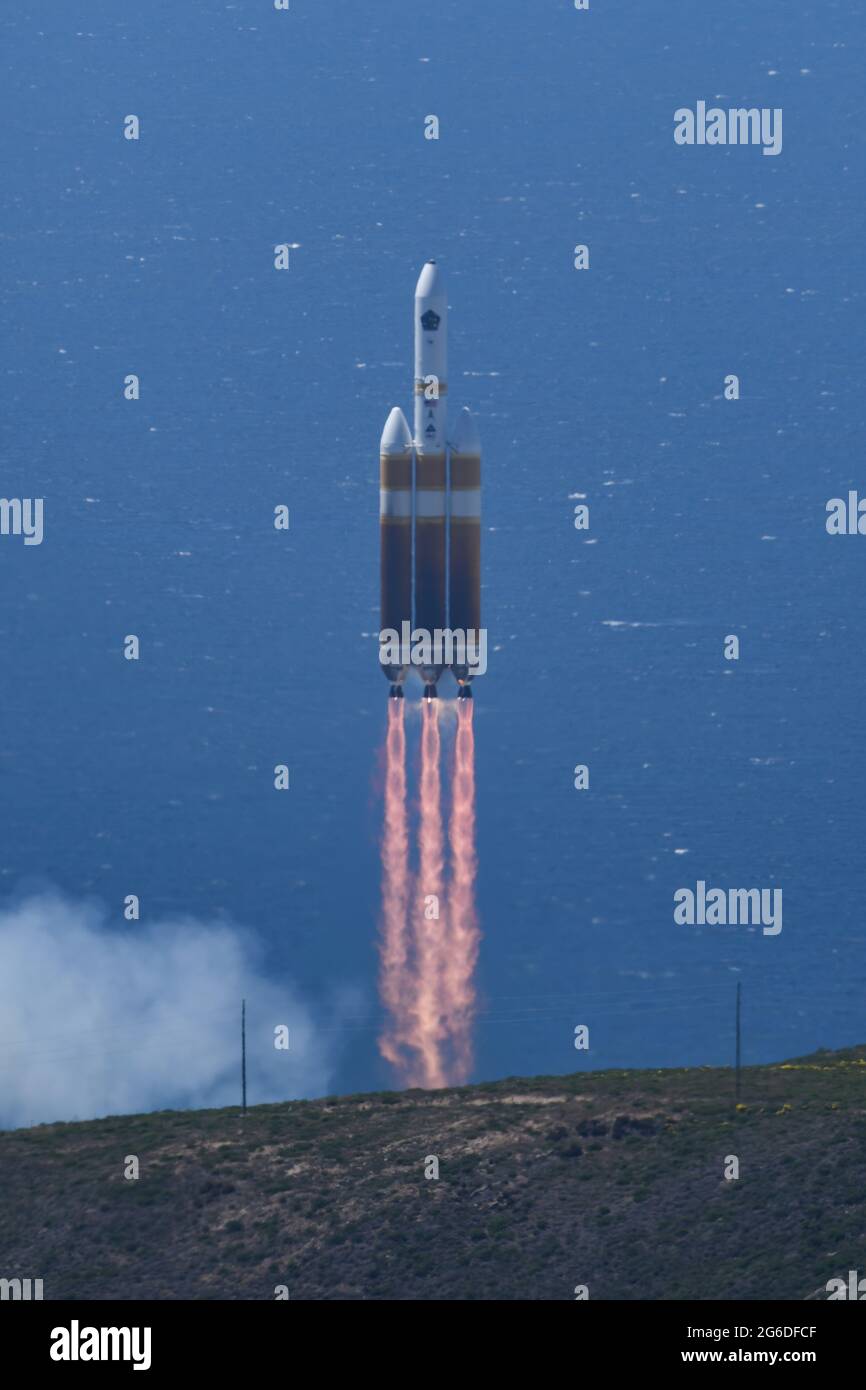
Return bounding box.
[3,1046,866,1300]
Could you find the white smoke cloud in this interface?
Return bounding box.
[0,893,341,1129]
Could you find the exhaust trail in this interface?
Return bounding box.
[377,698,413,1075]
[377,697,481,1090]
[444,697,481,1081]
[410,699,449,1088]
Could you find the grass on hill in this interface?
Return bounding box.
[2,1045,865,1300]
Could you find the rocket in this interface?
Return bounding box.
[379,261,482,700]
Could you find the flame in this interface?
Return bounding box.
[377,695,480,1089]
[409,700,449,1087]
[377,699,413,1072]
[443,697,481,1081]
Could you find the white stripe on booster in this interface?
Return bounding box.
[415,491,446,518]
[450,490,481,518]
[379,491,412,518]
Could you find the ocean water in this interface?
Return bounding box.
[2,0,865,1116]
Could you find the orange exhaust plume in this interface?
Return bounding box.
[377,699,413,1074]
[377,696,480,1089]
[444,697,481,1080]
[409,700,449,1088]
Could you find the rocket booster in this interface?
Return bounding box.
[379,261,481,698]
[379,406,413,690]
[449,406,482,691]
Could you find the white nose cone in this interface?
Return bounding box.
[452,406,481,456]
[380,406,413,454]
[415,259,444,302]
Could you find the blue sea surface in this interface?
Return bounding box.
[2,0,864,1111]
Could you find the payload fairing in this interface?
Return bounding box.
[379,262,482,700]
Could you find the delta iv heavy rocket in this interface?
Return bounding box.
[379,261,482,701]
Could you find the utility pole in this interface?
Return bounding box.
[735,981,742,1105]
[240,1000,247,1117]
